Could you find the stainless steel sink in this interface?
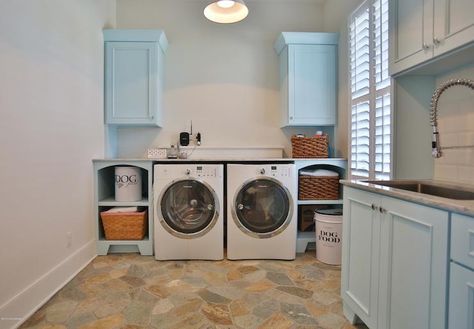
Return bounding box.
[364,180,474,200]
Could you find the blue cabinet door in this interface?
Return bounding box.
[449,263,474,329]
[275,32,338,127]
[289,44,336,126]
[341,187,381,329]
[378,197,449,329]
[105,41,163,126]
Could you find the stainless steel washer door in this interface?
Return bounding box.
[159,179,219,238]
[233,178,292,239]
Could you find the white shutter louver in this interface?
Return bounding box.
[349,0,391,180]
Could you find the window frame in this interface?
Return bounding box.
[347,0,395,180]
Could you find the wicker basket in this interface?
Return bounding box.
[100,209,147,240]
[291,135,328,158]
[299,175,339,200]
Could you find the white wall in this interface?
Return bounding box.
[394,76,435,179]
[115,0,328,157]
[0,1,115,327]
[433,64,474,184]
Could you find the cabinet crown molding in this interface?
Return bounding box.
[274,32,339,54]
[104,29,168,52]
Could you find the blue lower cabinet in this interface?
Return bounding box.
[449,263,474,329]
[342,186,449,329]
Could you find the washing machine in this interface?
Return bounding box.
[227,163,297,260]
[153,164,224,260]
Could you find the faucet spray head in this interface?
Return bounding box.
[431,126,441,158]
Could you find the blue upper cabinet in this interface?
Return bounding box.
[104,30,168,126]
[275,32,338,127]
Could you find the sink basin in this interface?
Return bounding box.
[364,180,474,200]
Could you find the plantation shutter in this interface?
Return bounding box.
[349,0,392,180]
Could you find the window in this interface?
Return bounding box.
[349,0,391,180]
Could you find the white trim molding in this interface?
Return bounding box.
[0,241,96,329]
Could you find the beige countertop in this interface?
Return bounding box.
[341,179,474,217]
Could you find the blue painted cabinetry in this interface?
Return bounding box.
[342,186,449,329]
[274,32,338,127]
[104,30,168,126]
[449,213,474,329]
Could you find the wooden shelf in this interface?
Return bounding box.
[298,199,343,205]
[98,197,149,207]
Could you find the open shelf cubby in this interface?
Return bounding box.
[93,160,154,255]
[294,158,347,253]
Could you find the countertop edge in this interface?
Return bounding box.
[341,179,474,217]
[92,158,348,162]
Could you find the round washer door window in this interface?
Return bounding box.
[160,180,217,236]
[234,178,291,236]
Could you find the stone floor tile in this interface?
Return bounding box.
[257,313,293,329]
[229,299,249,317]
[77,313,125,329]
[208,285,245,300]
[312,291,340,306]
[168,312,209,329]
[266,271,294,286]
[182,275,209,288]
[244,279,274,292]
[252,299,280,319]
[198,289,232,304]
[92,294,130,318]
[126,264,148,278]
[20,252,370,329]
[201,303,233,325]
[168,291,202,306]
[45,300,78,323]
[170,298,203,317]
[317,313,348,329]
[233,313,264,329]
[146,284,170,298]
[152,298,175,315]
[226,269,243,281]
[150,311,179,329]
[66,312,97,329]
[280,302,317,326]
[236,265,259,274]
[119,275,146,288]
[264,289,306,305]
[276,286,314,299]
[244,270,267,283]
[123,301,152,326]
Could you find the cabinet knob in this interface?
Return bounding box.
[422,43,431,50]
[371,204,377,211]
[433,37,441,46]
[379,207,387,214]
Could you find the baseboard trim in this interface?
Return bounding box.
[0,240,97,329]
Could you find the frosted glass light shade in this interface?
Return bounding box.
[204,0,249,24]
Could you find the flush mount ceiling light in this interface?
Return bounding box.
[204,0,249,24]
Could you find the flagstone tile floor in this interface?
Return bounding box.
[20,252,368,329]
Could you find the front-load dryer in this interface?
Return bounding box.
[153,164,224,260]
[227,163,297,260]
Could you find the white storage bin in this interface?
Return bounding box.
[115,166,142,202]
[315,209,343,265]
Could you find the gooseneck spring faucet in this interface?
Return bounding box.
[430,78,474,158]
